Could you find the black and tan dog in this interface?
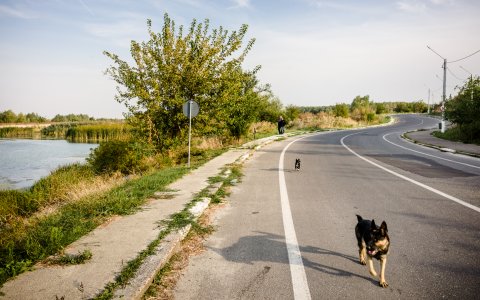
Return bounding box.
[355,214,390,287]
[295,158,301,171]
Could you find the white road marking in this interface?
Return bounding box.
[382,133,480,170]
[341,132,480,213]
[279,137,312,300]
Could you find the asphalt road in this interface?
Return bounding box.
[174,114,480,299]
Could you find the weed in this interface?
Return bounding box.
[47,249,93,265]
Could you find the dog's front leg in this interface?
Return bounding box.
[359,247,366,265]
[379,256,388,288]
[367,256,378,277]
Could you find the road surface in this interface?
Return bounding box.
[174,114,480,299]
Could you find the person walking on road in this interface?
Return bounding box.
[278,116,286,134]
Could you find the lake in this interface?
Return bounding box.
[0,139,98,190]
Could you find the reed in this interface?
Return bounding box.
[0,127,41,139]
[0,122,131,143]
[65,123,132,143]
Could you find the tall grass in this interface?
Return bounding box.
[0,127,41,139]
[0,122,131,143]
[0,166,189,285]
[65,123,131,143]
[0,148,225,286]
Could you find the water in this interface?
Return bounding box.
[0,139,98,190]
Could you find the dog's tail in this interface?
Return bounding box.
[356,214,363,222]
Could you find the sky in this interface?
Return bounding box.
[1,0,479,119]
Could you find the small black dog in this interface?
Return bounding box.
[355,215,390,288]
[294,158,301,171]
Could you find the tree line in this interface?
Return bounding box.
[0,111,102,123]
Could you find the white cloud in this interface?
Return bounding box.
[84,19,148,48]
[396,1,428,13]
[230,0,251,9]
[0,4,35,19]
[429,0,455,5]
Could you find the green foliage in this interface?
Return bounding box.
[350,95,376,122]
[0,165,191,285]
[0,127,39,139]
[87,140,155,175]
[375,103,387,114]
[350,95,371,112]
[0,110,47,123]
[104,14,261,150]
[0,164,95,224]
[65,123,131,143]
[0,190,38,221]
[394,101,427,113]
[444,76,480,143]
[333,103,350,118]
[40,122,131,142]
[51,114,93,122]
[285,105,301,122]
[47,249,93,265]
[256,88,284,123]
[299,106,328,114]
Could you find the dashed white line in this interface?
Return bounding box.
[279,136,312,300]
[341,132,480,213]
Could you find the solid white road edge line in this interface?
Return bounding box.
[382,133,480,170]
[341,132,480,213]
[279,136,312,300]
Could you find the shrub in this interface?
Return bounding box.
[0,190,38,224]
[87,140,154,175]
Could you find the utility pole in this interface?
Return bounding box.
[441,58,447,133]
[427,46,447,133]
[427,88,431,114]
[427,46,480,132]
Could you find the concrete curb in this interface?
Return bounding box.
[402,130,480,158]
[113,197,212,300]
[111,135,282,299]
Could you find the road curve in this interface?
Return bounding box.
[175,114,480,299]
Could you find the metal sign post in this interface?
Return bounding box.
[183,100,199,168]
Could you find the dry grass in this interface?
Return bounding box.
[291,112,359,129]
[193,136,225,150]
[29,173,128,222]
[144,203,224,300]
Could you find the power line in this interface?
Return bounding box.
[449,49,480,63]
[447,67,465,81]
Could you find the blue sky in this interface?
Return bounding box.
[1,0,479,118]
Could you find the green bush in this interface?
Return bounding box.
[0,190,38,220]
[87,140,154,175]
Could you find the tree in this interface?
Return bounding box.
[333,103,349,118]
[0,110,17,123]
[256,86,284,123]
[350,95,375,122]
[445,76,480,142]
[285,105,301,122]
[104,14,260,150]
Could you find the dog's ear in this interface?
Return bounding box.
[371,219,376,229]
[380,221,388,233]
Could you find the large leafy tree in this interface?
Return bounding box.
[104,14,259,151]
[445,76,480,142]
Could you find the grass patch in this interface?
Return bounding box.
[0,147,226,287]
[94,164,243,299]
[46,249,93,266]
[432,126,480,145]
[141,164,243,299]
